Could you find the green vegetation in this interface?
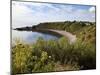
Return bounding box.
[34,21,96,44]
[12,21,96,74]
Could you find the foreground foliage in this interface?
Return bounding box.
[12,37,96,74]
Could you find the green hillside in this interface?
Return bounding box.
[33,21,96,44]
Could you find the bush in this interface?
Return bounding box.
[12,36,96,74]
[12,42,33,74]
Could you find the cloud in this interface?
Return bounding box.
[89,7,95,13]
[12,1,96,28]
[12,1,38,28]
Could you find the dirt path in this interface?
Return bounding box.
[46,29,77,43]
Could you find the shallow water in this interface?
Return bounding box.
[12,30,60,44]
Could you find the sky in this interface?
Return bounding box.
[12,1,96,28]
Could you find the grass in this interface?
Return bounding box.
[12,37,96,74]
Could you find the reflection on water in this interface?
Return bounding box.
[12,30,60,44]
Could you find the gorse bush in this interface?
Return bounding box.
[12,43,33,74]
[12,40,55,74]
[12,36,96,74]
[72,39,96,69]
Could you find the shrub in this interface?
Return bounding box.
[12,36,96,74]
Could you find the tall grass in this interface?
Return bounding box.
[12,36,96,74]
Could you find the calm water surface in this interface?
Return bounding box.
[12,30,60,44]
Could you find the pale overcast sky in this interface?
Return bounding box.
[12,1,95,28]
